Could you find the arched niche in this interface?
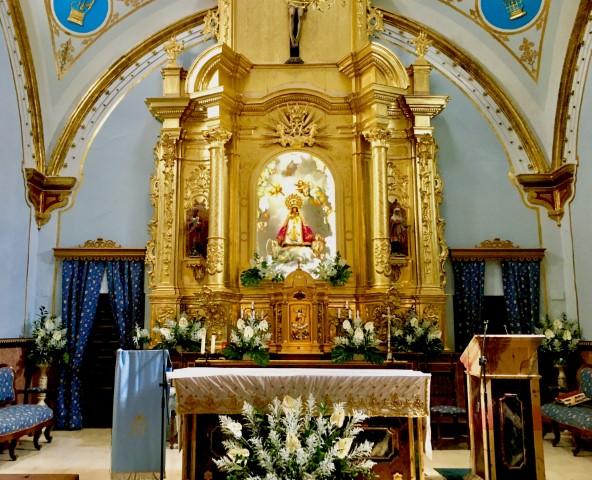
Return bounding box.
[255,151,336,277]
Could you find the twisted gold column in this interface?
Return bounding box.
[204,127,232,287]
[363,127,393,288]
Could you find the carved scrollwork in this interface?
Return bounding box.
[363,127,393,147]
[186,256,207,281]
[203,127,232,146]
[374,238,392,275]
[206,238,225,274]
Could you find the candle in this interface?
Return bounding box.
[251,301,255,310]
[345,300,349,309]
[338,308,341,319]
[200,335,206,354]
[211,335,216,353]
[387,307,391,339]
[240,308,244,319]
[349,309,352,319]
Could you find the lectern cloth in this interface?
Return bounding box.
[168,367,430,418]
[111,349,169,480]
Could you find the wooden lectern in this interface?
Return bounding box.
[460,334,545,480]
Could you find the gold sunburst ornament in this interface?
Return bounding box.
[285,194,303,210]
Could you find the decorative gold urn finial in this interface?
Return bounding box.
[163,36,183,66]
[411,31,432,58]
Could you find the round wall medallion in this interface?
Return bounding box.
[52,0,110,35]
[479,0,543,31]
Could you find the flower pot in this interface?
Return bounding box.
[36,363,49,406]
[352,354,364,361]
[242,353,252,361]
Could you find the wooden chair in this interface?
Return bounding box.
[428,359,468,448]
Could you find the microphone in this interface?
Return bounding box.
[504,324,509,335]
[479,319,489,367]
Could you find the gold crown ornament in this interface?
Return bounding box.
[285,194,303,210]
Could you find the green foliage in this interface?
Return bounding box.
[222,314,272,366]
[535,313,580,364]
[152,313,207,352]
[222,343,270,367]
[240,252,285,286]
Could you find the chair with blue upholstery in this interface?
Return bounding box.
[0,364,53,460]
[429,359,468,449]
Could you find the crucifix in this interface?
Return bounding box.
[382,306,395,362]
[286,2,306,64]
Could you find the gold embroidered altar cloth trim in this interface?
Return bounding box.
[168,367,431,418]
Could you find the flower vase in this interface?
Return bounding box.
[352,353,364,361]
[37,363,49,406]
[554,363,568,389]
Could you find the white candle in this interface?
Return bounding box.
[240,308,244,319]
[200,335,206,354]
[345,301,349,309]
[348,309,352,319]
[338,308,341,319]
[387,307,391,339]
[251,301,255,310]
[210,335,216,353]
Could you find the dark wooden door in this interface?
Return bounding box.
[82,294,120,428]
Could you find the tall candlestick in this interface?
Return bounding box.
[200,335,206,354]
[211,334,216,353]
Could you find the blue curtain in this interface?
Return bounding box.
[57,259,104,430]
[501,260,540,334]
[106,260,144,349]
[452,260,486,352]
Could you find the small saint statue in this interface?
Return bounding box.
[389,199,408,256]
[276,194,315,247]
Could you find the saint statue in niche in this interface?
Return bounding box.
[291,307,310,341]
[276,194,315,247]
[389,199,408,256]
[186,202,208,257]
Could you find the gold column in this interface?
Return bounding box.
[364,127,393,288]
[204,127,232,288]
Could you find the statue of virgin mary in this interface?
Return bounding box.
[276,194,315,247]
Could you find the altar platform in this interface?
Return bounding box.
[168,364,431,480]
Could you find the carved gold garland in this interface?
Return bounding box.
[417,135,435,276]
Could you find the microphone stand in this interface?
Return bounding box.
[478,320,492,480]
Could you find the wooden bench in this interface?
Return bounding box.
[0,365,53,460]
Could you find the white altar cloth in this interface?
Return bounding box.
[168,367,430,418]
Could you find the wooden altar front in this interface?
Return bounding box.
[168,364,431,480]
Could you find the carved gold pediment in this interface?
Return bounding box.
[53,238,145,261]
[449,238,545,261]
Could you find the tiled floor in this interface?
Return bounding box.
[0,428,590,479]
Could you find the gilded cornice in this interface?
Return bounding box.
[552,0,592,169]
[346,84,407,116]
[2,0,45,170]
[145,97,192,123]
[337,41,410,89]
[25,168,76,229]
[380,12,547,175]
[47,11,209,177]
[449,238,545,261]
[53,238,146,261]
[241,89,352,115]
[403,95,449,119]
[515,163,576,225]
[43,0,158,79]
[436,0,550,82]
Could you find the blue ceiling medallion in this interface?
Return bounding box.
[479,0,543,31]
[52,0,110,35]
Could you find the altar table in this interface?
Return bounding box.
[169,367,431,480]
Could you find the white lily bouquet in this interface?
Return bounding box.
[535,313,580,365]
[390,308,444,359]
[152,312,207,352]
[214,394,376,480]
[29,306,70,365]
[331,312,383,364]
[222,311,272,366]
[131,323,151,349]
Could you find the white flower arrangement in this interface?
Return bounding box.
[131,323,151,349]
[152,312,207,352]
[214,394,376,480]
[312,251,352,286]
[535,313,580,365]
[390,308,444,358]
[222,311,272,366]
[240,252,285,286]
[29,306,69,365]
[332,312,383,364]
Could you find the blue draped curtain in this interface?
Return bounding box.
[452,260,486,352]
[106,260,144,349]
[57,259,104,429]
[501,260,541,334]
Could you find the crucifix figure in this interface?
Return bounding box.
[382,306,395,362]
[286,3,306,64]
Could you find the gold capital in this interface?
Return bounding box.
[203,127,232,146]
[363,127,393,147]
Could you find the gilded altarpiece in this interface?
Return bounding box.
[145,0,450,352]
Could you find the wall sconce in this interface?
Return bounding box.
[503,0,527,20]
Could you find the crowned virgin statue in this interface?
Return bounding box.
[276,194,315,247]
